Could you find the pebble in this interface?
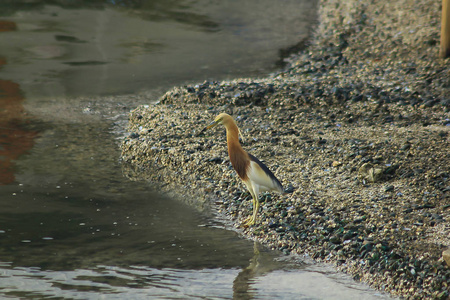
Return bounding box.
[443,248,450,267]
[384,185,394,192]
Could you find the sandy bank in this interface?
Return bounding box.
[121,0,450,298]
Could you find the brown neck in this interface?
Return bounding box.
[225,123,248,180]
[225,123,242,151]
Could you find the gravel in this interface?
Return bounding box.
[121,0,450,298]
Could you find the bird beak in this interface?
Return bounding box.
[198,120,218,136]
[205,120,219,130]
[205,121,219,130]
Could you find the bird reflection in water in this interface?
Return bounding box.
[233,242,280,300]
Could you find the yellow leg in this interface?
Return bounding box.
[241,183,260,227]
[243,195,259,226]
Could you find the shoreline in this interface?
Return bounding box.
[121,0,450,299]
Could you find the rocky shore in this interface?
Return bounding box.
[121,0,450,298]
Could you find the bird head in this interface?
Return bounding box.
[206,113,228,129]
[204,113,245,142]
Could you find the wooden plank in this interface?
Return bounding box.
[440,0,450,58]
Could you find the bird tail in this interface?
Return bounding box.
[274,179,283,194]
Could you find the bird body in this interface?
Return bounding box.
[206,113,283,226]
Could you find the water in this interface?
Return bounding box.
[0,0,316,98]
[0,1,393,299]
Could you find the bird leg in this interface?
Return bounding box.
[243,194,259,227]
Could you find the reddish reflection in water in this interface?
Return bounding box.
[0,20,38,185]
[0,20,16,32]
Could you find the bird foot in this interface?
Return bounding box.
[241,216,256,227]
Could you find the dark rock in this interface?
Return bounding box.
[318,138,327,145]
[330,236,341,244]
[401,143,411,151]
[268,221,279,229]
[208,157,223,163]
[284,184,295,193]
[384,164,399,175]
[389,251,403,260]
[384,185,394,192]
[423,99,437,107]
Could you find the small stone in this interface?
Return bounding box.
[358,163,384,183]
[443,248,450,267]
[318,138,327,145]
[268,221,279,229]
[384,164,399,175]
[330,236,341,244]
[208,157,223,163]
[400,143,411,151]
[284,184,295,193]
[384,185,394,192]
[332,161,342,167]
[423,99,437,107]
